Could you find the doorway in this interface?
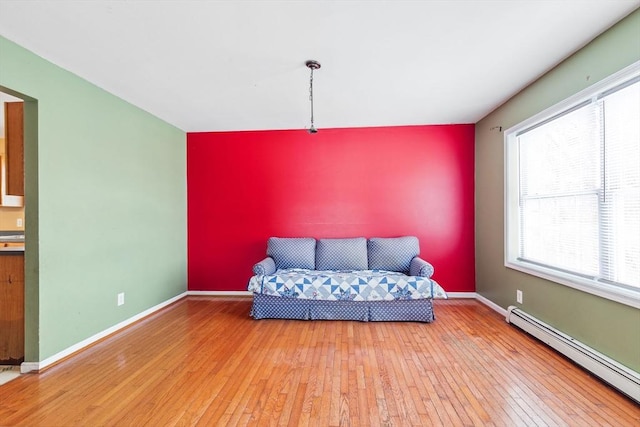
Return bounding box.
[0,86,36,368]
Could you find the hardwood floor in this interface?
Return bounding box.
[0,297,637,426]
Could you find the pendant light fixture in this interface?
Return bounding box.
[306,60,321,134]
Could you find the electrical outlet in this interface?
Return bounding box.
[17,218,23,227]
[117,292,125,306]
[516,290,523,304]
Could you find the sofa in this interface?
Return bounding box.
[247,236,447,322]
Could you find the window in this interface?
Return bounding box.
[505,62,640,308]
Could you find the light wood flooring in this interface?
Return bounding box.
[0,297,638,426]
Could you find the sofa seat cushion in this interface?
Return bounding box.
[316,237,368,270]
[267,237,316,270]
[248,268,447,301]
[367,236,420,273]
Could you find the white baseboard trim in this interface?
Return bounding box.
[19,289,506,374]
[476,293,508,318]
[445,292,477,299]
[187,290,252,296]
[20,362,39,374]
[21,291,188,373]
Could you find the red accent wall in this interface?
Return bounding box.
[187,125,475,292]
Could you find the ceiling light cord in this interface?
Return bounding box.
[309,67,315,130]
[306,60,321,134]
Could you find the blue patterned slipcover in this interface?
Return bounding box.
[249,236,445,322]
[250,293,437,322]
[248,269,447,301]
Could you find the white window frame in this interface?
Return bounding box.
[504,61,640,309]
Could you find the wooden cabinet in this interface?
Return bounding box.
[1,102,24,207]
[5,102,24,197]
[0,254,24,364]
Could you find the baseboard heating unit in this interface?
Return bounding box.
[506,306,640,403]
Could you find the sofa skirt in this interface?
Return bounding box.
[250,293,435,323]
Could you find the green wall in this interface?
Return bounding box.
[476,10,640,371]
[0,35,187,362]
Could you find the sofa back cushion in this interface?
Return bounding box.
[267,237,316,270]
[367,236,420,273]
[316,237,368,270]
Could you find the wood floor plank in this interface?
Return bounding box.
[0,298,638,426]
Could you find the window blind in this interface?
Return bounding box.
[516,80,640,289]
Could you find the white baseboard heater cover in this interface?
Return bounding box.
[506,306,640,403]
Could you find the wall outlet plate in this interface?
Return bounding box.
[117,292,125,306]
[516,290,523,304]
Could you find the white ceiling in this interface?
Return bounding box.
[0,1,638,132]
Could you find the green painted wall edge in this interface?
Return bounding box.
[0,35,187,362]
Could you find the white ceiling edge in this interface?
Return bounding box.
[0,1,639,132]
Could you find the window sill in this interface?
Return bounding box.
[505,260,640,309]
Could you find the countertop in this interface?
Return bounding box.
[0,232,24,242]
[0,231,25,253]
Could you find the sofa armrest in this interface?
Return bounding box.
[253,257,276,275]
[409,256,434,278]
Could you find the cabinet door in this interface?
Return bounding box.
[0,255,24,364]
[5,102,24,197]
